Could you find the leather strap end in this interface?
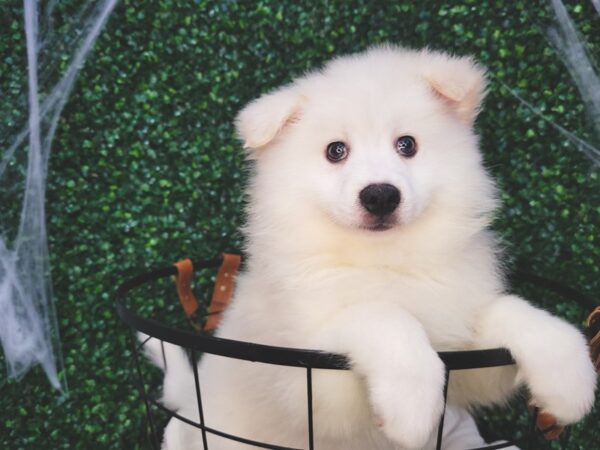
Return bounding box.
[204,253,241,332]
[174,258,200,318]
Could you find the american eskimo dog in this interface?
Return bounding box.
[145,46,596,449]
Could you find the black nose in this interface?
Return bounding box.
[359,183,401,216]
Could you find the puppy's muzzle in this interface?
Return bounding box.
[359,184,401,216]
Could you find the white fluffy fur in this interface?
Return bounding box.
[149,46,596,449]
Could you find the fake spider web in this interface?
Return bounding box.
[0,0,118,391]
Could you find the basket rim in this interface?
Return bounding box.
[115,256,516,371]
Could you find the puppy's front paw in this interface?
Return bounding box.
[522,324,597,425]
[369,351,446,449]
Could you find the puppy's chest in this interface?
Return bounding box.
[284,268,487,349]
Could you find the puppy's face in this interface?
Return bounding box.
[237,47,492,236]
[295,84,453,232]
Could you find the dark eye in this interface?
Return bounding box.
[395,136,417,158]
[326,141,349,162]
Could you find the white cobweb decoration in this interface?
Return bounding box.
[0,0,118,391]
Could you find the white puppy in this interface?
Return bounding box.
[149,46,596,449]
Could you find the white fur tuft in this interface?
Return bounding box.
[138,333,195,412]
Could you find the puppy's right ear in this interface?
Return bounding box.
[420,52,487,126]
[235,86,304,154]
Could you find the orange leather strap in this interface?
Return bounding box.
[174,259,200,318]
[587,306,600,373]
[527,403,564,440]
[536,411,564,440]
[204,253,241,332]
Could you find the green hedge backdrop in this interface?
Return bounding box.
[2,0,599,448]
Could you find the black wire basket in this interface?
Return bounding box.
[116,255,597,450]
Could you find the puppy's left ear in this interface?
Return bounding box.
[421,52,487,125]
[235,86,304,154]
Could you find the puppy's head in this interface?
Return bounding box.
[236,46,494,244]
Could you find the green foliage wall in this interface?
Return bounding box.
[1,0,599,448]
